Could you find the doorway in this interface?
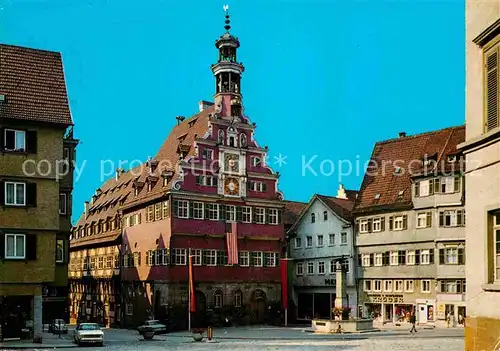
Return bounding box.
[418,304,427,324]
[193,290,207,328]
[250,289,267,324]
[458,306,466,325]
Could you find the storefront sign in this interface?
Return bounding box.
[368,294,404,303]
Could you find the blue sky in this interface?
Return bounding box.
[1,0,465,223]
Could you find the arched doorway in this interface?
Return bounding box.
[250,289,267,324]
[193,290,207,328]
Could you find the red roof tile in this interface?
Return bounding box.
[354,125,465,213]
[0,44,73,125]
[283,200,307,226]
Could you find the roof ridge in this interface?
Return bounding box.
[375,125,465,146]
[0,43,62,55]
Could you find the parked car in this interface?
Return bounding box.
[137,320,167,335]
[73,323,104,346]
[48,319,68,334]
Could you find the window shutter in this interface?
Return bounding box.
[263,252,269,266]
[277,210,282,224]
[219,204,226,221]
[485,46,499,131]
[189,204,194,218]
[389,216,393,231]
[26,234,37,260]
[457,210,463,226]
[265,209,270,224]
[262,183,267,192]
[26,131,37,153]
[415,182,420,197]
[213,177,218,188]
[367,219,372,233]
[357,254,362,267]
[415,250,420,265]
[403,215,408,230]
[439,249,445,264]
[458,248,465,265]
[429,179,435,195]
[248,181,253,191]
[381,217,385,231]
[236,206,242,222]
[426,212,432,227]
[4,130,14,150]
[454,177,460,192]
[0,231,4,259]
[369,253,374,267]
[26,183,37,207]
[138,213,141,224]
[440,281,446,293]
[439,212,444,226]
[146,251,150,266]
[433,178,440,194]
[0,180,4,205]
[173,200,179,218]
[430,249,434,264]
[355,220,360,234]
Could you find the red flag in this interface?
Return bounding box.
[226,221,238,265]
[280,258,288,309]
[189,254,196,313]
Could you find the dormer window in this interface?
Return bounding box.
[251,156,261,167]
[394,166,402,174]
[447,155,457,162]
[374,193,381,199]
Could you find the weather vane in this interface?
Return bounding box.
[223,4,231,32]
[223,4,229,12]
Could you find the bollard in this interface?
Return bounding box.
[207,326,213,341]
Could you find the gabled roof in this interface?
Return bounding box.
[287,192,357,234]
[354,125,465,213]
[0,44,73,125]
[282,200,308,226]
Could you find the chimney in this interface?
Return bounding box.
[84,201,90,218]
[337,184,348,199]
[115,168,124,181]
[399,132,407,138]
[198,100,214,112]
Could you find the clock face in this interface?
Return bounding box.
[224,177,239,196]
[224,153,239,172]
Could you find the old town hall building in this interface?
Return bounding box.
[69,11,286,328]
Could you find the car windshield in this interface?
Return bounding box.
[54,319,65,324]
[79,324,100,330]
[146,320,159,325]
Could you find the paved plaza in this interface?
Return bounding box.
[0,326,464,351]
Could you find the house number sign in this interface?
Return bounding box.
[370,295,404,303]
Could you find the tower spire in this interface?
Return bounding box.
[223,4,231,32]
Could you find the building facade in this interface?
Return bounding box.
[69,10,287,330]
[288,185,357,321]
[460,5,500,350]
[0,44,76,341]
[354,127,466,326]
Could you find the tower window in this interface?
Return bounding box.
[231,105,241,117]
[229,136,235,147]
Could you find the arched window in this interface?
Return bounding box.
[214,290,223,308]
[229,136,235,147]
[311,213,316,223]
[234,290,242,308]
[240,133,247,147]
[218,130,225,144]
[323,211,328,221]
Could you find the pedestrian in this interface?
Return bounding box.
[409,312,417,333]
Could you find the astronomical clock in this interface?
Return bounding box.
[224,177,240,196]
[224,153,239,173]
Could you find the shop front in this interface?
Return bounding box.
[363,294,415,323]
[436,294,466,327]
[416,298,436,325]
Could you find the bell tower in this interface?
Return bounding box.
[211,5,244,121]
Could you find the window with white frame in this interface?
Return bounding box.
[360,219,369,233]
[192,249,202,266]
[205,250,217,266]
[56,239,64,263]
[241,206,251,223]
[419,179,430,197]
[162,201,169,218]
[254,208,265,224]
[234,290,242,307]
[250,181,265,192]
[373,280,382,292]
[373,217,382,232]
[329,233,335,246]
[416,212,428,229]
[5,233,26,259]
[59,193,67,215]
[306,236,313,248]
[155,203,162,220]
[440,210,465,227]
[494,213,500,282]
[208,203,219,220]
[239,251,249,266]
[296,262,304,276]
[177,200,189,218]
[384,280,393,292]
[317,235,324,247]
[340,232,347,245]
[213,290,223,308]
[307,262,314,275]
[193,202,204,219]
[394,215,405,230]
[329,260,336,274]
[405,280,414,293]
[390,251,398,266]
[406,250,416,265]
[364,280,372,292]
[162,249,170,265]
[251,156,261,167]
[441,177,455,194]
[226,205,236,222]
[421,280,431,293]
[394,280,403,292]
[421,249,431,265]
[266,252,278,267]
[374,253,383,266]
[174,248,187,265]
[295,237,302,249]
[4,129,26,151]
[202,149,213,160]
[318,261,325,275]
[445,247,458,264]
[362,254,371,267]
[268,208,279,224]
[252,252,263,267]
[5,182,26,206]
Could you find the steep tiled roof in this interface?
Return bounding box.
[354,125,465,212]
[283,200,307,226]
[317,194,356,221]
[70,107,213,248]
[0,44,73,125]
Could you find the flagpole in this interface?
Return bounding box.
[188,248,191,332]
[285,250,288,327]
